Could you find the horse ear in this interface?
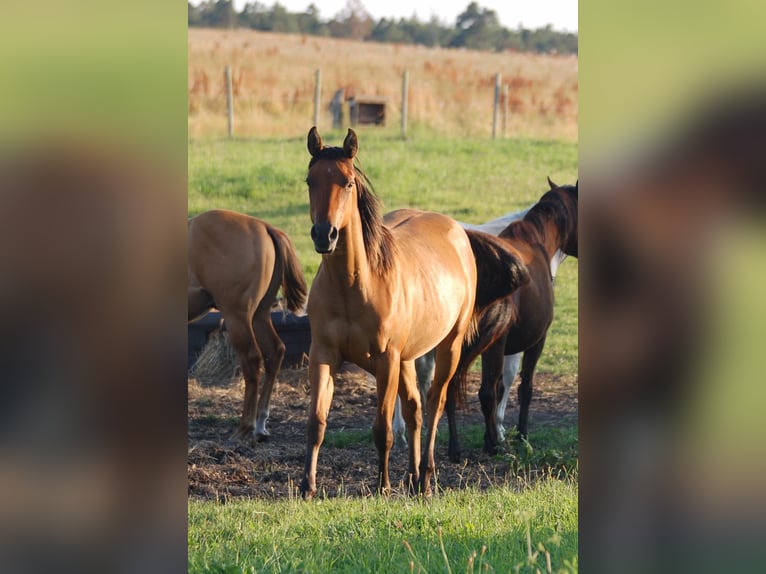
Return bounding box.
[307,126,323,157]
[575,180,578,191]
[547,176,558,189]
[343,128,358,159]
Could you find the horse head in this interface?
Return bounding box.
[561,181,578,257]
[547,177,578,258]
[306,127,359,253]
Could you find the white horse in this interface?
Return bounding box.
[392,208,568,448]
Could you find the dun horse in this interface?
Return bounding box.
[300,128,527,498]
[188,210,308,442]
[393,205,571,448]
[446,179,578,461]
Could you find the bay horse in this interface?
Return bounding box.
[188,210,308,442]
[299,127,527,498]
[392,205,570,448]
[445,179,578,461]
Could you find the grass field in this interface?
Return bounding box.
[189,476,577,573]
[188,30,578,574]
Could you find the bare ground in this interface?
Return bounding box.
[188,364,577,501]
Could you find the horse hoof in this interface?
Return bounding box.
[299,479,315,500]
[255,432,270,443]
[448,451,461,463]
[230,426,255,444]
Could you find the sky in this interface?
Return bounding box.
[230,1,578,33]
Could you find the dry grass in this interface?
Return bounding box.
[188,28,578,140]
[189,330,241,387]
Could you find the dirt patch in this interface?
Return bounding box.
[188,365,577,500]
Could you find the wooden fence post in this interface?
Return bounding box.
[492,73,501,139]
[401,70,409,140]
[313,69,321,128]
[225,65,233,138]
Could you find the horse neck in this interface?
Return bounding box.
[522,196,574,264]
[322,207,374,288]
[540,222,566,263]
[512,217,564,266]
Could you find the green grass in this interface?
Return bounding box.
[188,131,578,375]
[188,478,578,574]
[188,133,578,572]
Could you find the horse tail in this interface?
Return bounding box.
[267,226,308,314]
[465,229,529,311]
[452,230,529,407]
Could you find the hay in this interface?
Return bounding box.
[189,330,242,387]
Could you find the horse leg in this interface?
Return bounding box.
[223,311,263,442]
[393,351,434,451]
[251,313,286,441]
[392,397,407,450]
[495,353,521,442]
[414,350,435,417]
[397,359,422,493]
[419,340,461,496]
[517,336,547,439]
[478,337,505,455]
[300,357,336,500]
[372,351,401,495]
[446,376,461,463]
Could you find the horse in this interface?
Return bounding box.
[392,204,571,449]
[442,179,578,461]
[299,127,528,498]
[188,209,308,442]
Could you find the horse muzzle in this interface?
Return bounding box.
[311,222,339,253]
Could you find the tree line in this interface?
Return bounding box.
[188,1,578,55]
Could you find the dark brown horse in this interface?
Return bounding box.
[188,210,308,442]
[299,128,527,498]
[446,179,578,461]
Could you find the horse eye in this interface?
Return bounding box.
[345,180,355,189]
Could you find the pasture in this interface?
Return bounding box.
[188,129,578,572]
[189,28,577,573]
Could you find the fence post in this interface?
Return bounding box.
[503,83,509,138]
[492,73,501,139]
[225,65,233,138]
[313,69,321,128]
[401,70,409,140]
